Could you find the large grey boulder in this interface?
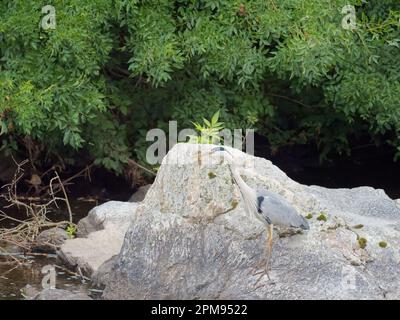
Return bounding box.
[58,201,139,276]
[102,143,400,300]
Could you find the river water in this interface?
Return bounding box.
[0,254,95,300]
[0,199,100,300]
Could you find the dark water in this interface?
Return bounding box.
[0,255,94,300]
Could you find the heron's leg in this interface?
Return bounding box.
[253,225,273,285]
[265,223,274,278]
[252,227,269,273]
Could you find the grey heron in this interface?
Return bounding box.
[209,146,309,283]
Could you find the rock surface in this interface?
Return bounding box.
[76,201,139,238]
[102,143,400,300]
[129,184,152,202]
[21,284,41,300]
[34,228,69,253]
[91,255,118,287]
[58,201,139,276]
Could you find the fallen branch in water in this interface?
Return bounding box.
[0,246,23,266]
[54,264,91,282]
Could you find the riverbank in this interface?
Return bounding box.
[0,165,137,300]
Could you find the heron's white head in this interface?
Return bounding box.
[209,146,241,177]
[209,146,235,164]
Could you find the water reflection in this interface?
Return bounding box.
[0,199,99,300]
[0,255,94,300]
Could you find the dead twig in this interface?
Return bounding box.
[54,264,91,282]
[49,172,73,224]
[127,158,156,176]
[38,163,94,195]
[0,159,74,251]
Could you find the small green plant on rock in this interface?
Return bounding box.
[66,224,77,239]
[306,213,313,219]
[189,110,224,144]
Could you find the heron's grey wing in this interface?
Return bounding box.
[257,189,309,229]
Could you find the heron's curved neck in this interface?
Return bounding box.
[230,164,257,214]
[230,164,250,192]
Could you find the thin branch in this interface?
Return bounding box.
[50,172,73,224]
[39,163,94,195]
[0,159,75,251]
[269,93,315,109]
[127,158,156,176]
[54,264,91,282]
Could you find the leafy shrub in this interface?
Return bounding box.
[0,1,399,174]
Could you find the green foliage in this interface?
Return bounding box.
[189,110,224,144]
[66,224,77,239]
[0,1,400,173]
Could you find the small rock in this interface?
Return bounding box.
[58,201,139,276]
[92,255,118,287]
[21,284,40,300]
[34,228,69,253]
[58,225,129,276]
[34,289,92,300]
[77,201,138,238]
[128,184,152,202]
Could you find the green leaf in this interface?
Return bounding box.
[211,110,220,125]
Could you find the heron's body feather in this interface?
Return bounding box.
[256,189,309,229]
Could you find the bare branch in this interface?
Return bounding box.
[0,159,75,251]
